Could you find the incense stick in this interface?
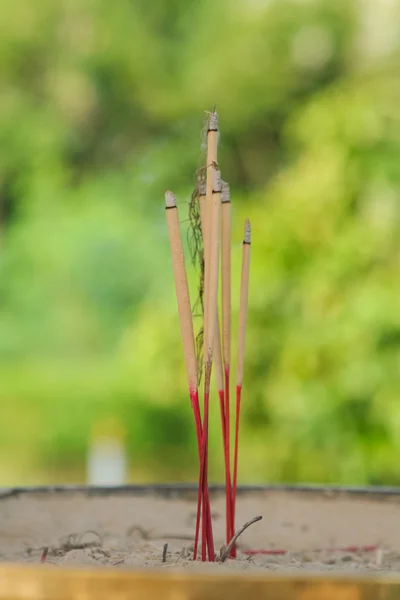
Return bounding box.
[165,190,199,407]
[203,109,218,364]
[232,219,251,537]
[194,110,219,562]
[166,109,251,564]
[198,174,223,400]
[165,190,213,560]
[192,179,215,563]
[200,163,222,562]
[199,180,225,444]
[198,176,230,550]
[193,174,222,563]
[221,180,234,550]
[221,181,231,372]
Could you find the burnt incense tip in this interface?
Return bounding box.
[221,181,230,203]
[244,219,251,244]
[198,178,206,196]
[212,165,222,193]
[207,109,219,132]
[165,190,177,209]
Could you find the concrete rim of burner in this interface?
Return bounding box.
[2,482,400,501]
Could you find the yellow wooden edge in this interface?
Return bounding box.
[0,564,400,600]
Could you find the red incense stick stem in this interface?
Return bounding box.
[191,390,213,562]
[194,390,214,561]
[201,389,215,561]
[224,366,230,466]
[193,483,202,560]
[201,450,208,560]
[218,388,232,548]
[224,365,235,555]
[190,389,202,445]
[193,484,211,559]
[192,388,203,561]
[193,480,213,561]
[232,384,242,523]
[193,466,213,561]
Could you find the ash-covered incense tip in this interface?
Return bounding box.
[244,219,251,244]
[221,181,230,203]
[207,109,219,132]
[165,190,177,208]
[198,178,206,196]
[212,165,222,193]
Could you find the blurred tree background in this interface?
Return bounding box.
[1,0,400,486]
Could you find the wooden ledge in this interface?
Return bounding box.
[0,564,400,600]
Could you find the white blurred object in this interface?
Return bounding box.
[87,419,127,486]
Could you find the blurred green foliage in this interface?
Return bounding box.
[1,0,400,485]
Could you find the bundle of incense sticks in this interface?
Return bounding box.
[165,108,251,561]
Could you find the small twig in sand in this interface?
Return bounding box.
[77,530,103,547]
[175,546,190,564]
[162,543,168,563]
[127,525,150,540]
[57,531,103,552]
[219,516,262,563]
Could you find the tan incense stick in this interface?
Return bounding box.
[197,111,219,561]
[198,180,224,398]
[221,181,232,373]
[221,179,234,550]
[166,189,213,562]
[232,219,251,527]
[165,190,198,396]
[195,166,225,561]
[203,109,218,363]
[198,164,221,562]
[236,219,251,389]
[204,164,222,378]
